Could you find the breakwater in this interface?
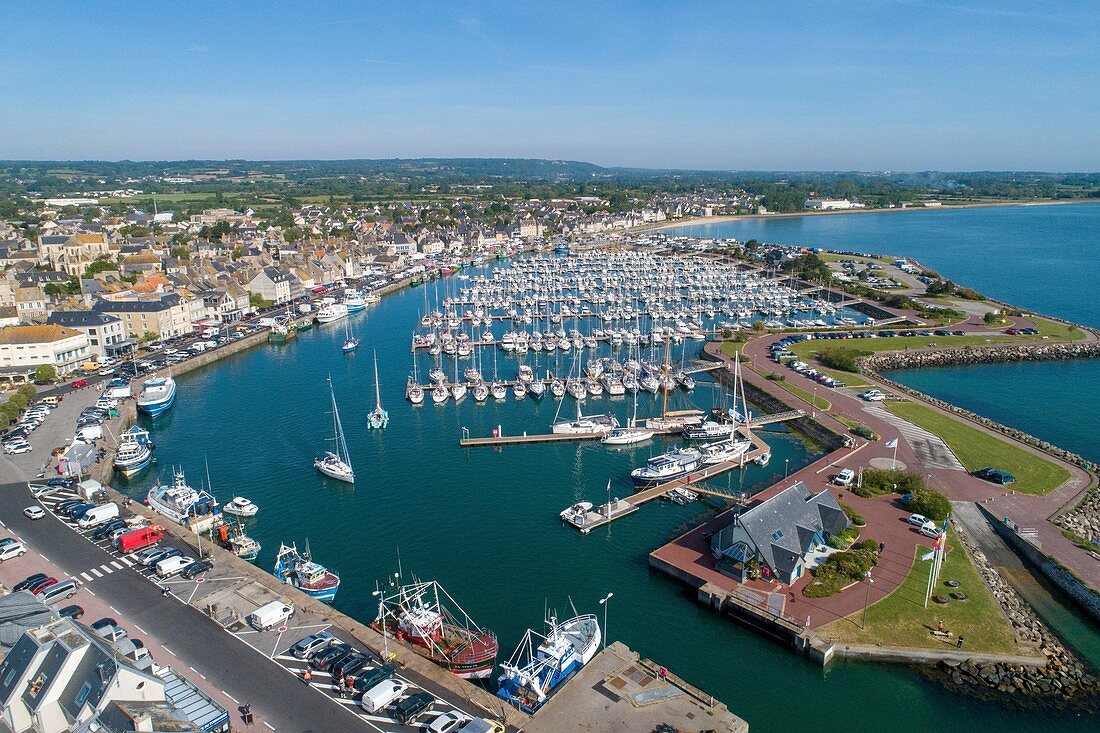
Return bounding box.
[927,516,1100,712]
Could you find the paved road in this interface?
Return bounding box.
[1,480,369,733]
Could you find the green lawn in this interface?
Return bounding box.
[767,376,831,411]
[1031,316,1087,341]
[718,341,745,358]
[818,535,1021,654]
[884,401,1071,495]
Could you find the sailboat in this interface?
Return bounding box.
[407,354,424,405]
[367,350,389,429]
[601,387,654,445]
[314,376,355,483]
[341,318,360,353]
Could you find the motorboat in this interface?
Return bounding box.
[682,420,736,441]
[223,496,259,517]
[113,426,154,478]
[137,376,176,417]
[630,448,703,489]
[146,470,218,525]
[497,614,601,712]
[559,501,593,527]
[315,301,349,324]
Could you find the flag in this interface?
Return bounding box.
[885,439,898,449]
[921,550,935,561]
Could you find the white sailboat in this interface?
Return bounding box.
[315,376,355,483]
[367,350,389,429]
[601,388,654,445]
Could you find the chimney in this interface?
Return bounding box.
[133,712,154,732]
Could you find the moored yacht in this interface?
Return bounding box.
[699,437,751,465]
[630,447,703,488]
[315,301,349,323]
[223,496,259,517]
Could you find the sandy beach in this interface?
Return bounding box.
[632,198,1096,234]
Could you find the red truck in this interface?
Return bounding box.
[114,526,164,553]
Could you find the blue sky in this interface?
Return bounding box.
[1,1,1097,170]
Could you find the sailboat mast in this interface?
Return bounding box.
[373,350,383,410]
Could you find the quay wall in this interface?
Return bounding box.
[977,504,1100,625]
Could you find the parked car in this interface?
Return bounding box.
[70,379,89,389]
[332,652,371,679]
[0,541,27,562]
[139,546,180,567]
[58,604,85,619]
[154,556,194,579]
[360,678,410,714]
[39,579,78,604]
[29,577,59,595]
[92,518,129,540]
[23,506,45,520]
[858,389,886,402]
[918,523,943,539]
[4,440,32,455]
[91,618,118,632]
[291,631,336,659]
[13,573,48,592]
[46,477,76,488]
[973,467,1016,485]
[429,711,473,733]
[311,642,352,670]
[180,560,213,579]
[394,692,436,724]
[94,623,127,642]
[351,664,395,694]
[832,468,855,486]
[906,513,931,527]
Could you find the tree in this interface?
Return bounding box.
[17,384,37,401]
[908,488,951,522]
[8,393,27,411]
[83,258,117,278]
[983,311,1004,325]
[34,365,57,383]
[170,246,191,260]
[0,402,19,425]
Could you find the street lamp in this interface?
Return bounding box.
[784,458,790,480]
[861,570,874,629]
[599,592,613,650]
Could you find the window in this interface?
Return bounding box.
[3,668,15,686]
[74,680,92,707]
[771,529,785,541]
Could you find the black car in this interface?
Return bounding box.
[92,519,128,540]
[63,503,94,519]
[352,664,396,694]
[180,560,213,579]
[394,692,435,724]
[91,618,119,632]
[46,477,76,488]
[54,499,83,514]
[331,652,370,678]
[58,604,84,619]
[311,642,352,670]
[13,573,48,592]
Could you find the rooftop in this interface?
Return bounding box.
[0,323,83,345]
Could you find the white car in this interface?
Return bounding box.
[918,523,942,538]
[429,711,472,733]
[4,441,33,455]
[858,389,886,402]
[0,540,27,562]
[832,468,855,486]
[23,506,46,520]
[906,513,930,527]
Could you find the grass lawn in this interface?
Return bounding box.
[817,534,1021,654]
[1031,316,1087,341]
[829,412,862,431]
[718,341,746,358]
[885,401,1071,495]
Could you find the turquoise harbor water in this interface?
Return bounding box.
[116,248,1094,732]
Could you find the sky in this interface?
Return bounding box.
[0,1,1097,171]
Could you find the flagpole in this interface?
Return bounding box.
[891,439,898,470]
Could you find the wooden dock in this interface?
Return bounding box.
[568,426,772,533]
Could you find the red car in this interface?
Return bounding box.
[70,379,89,389]
[30,577,58,595]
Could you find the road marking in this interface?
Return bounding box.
[162,645,176,656]
[90,568,103,578]
[109,560,123,569]
[133,624,147,634]
[108,605,119,613]
[85,589,95,596]
[120,557,134,567]
[263,723,275,731]
[39,554,50,562]
[222,690,239,704]
[100,564,114,574]
[80,572,92,581]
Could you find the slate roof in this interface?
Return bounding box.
[47,310,122,328]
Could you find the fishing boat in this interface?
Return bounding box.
[373,577,498,680]
[497,612,601,713]
[113,426,154,478]
[559,502,593,527]
[315,377,354,483]
[136,375,176,417]
[145,470,218,525]
[273,541,340,602]
[214,518,260,561]
[630,447,703,488]
[344,289,367,312]
[315,301,349,324]
[223,496,259,517]
[699,437,751,465]
[367,351,389,429]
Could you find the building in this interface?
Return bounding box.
[93,293,195,340]
[0,616,230,733]
[46,311,132,358]
[804,198,865,211]
[0,324,91,382]
[246,267,295,305]
[708,482,849,586]
[37,234,112,276]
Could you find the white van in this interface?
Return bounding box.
[360,678,409,714]
[77,502,119,529]
[0,541,27,562]
[76,425,105,443]
[39,579,79,604]
[155,555,194,578]
[248,599,295,631]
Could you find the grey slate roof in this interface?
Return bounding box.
[47,310,122,328]
[94,293,183,313]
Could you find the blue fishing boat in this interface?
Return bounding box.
[273,541,340,602]
[136,375,176,416]
[497,613,601,713]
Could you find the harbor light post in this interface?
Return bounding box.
[784,458,790,480]
[372,588,389,661]
[599,592,613,650]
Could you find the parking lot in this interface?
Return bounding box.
[24,482,500,733]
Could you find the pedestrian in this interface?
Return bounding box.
[241,704,253,726]
[937,620,945,634]
[956,636,964,649]
[878,541,885,554]
[302,668,312,685]
[161,586,171,598]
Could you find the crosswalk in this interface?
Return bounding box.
[862,405,966,470]
[78,556,137,581]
